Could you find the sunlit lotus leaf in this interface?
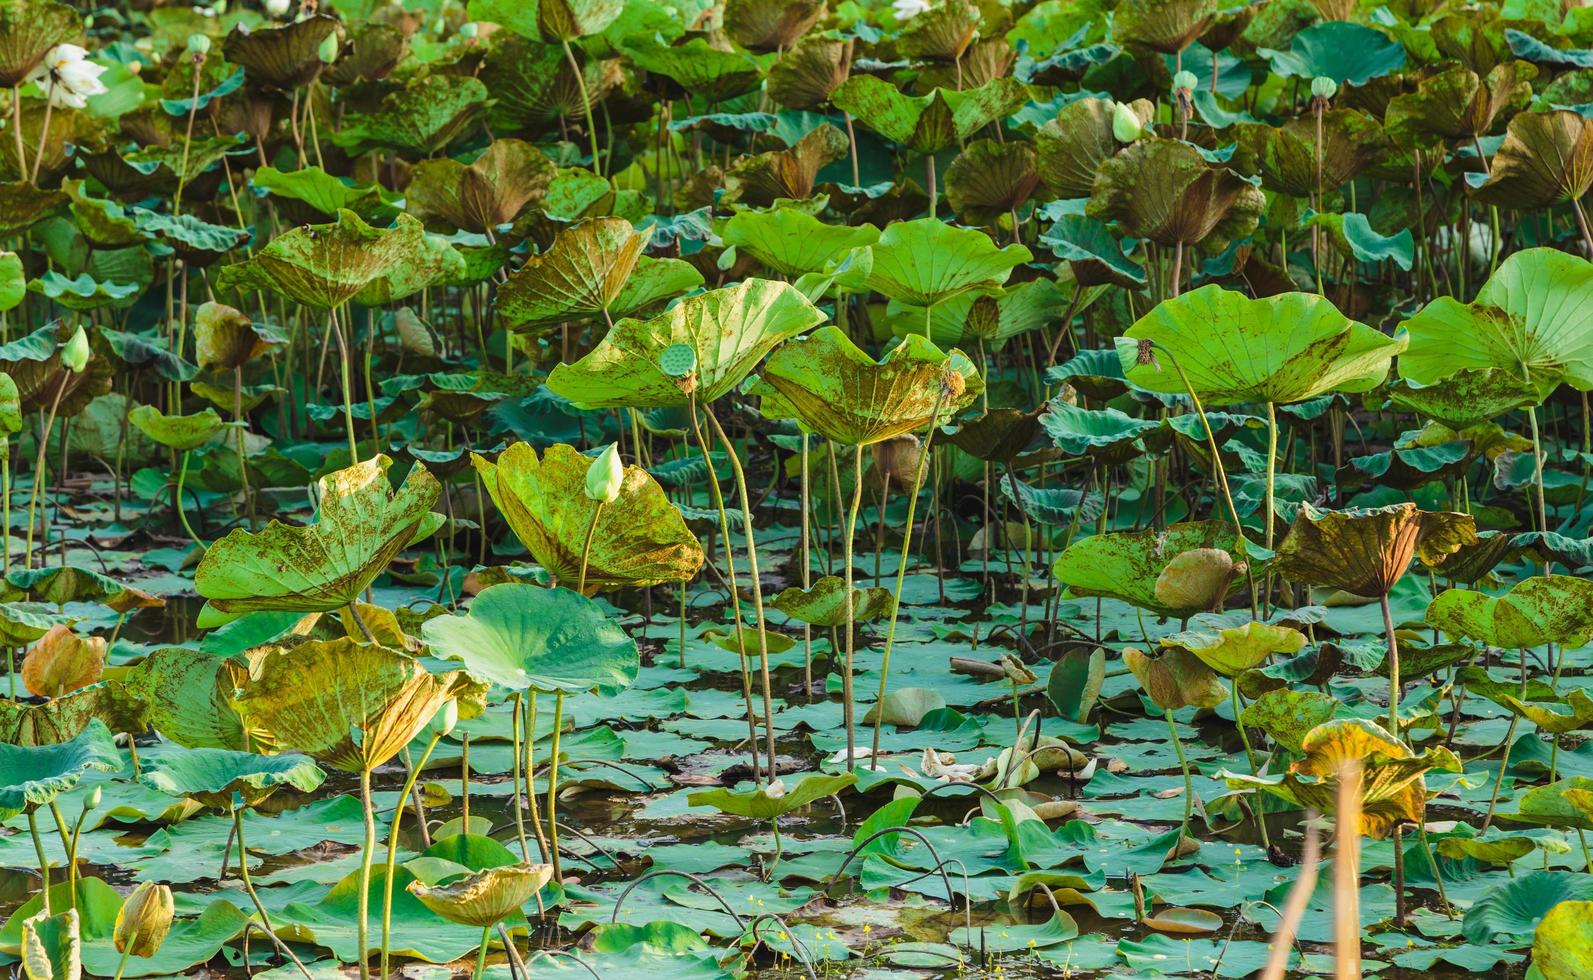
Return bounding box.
[944,139,1038,225]
[1435,835,1536,866]
[349,232,467,307]
[689,771,858,820]
[723,123,849,206]
[1386,62,1534,147]
[893,0,977,60]
[409,864,554,927]
[1398,248,1593,396]
[405,139,553,235]
[1387,370,1541,428]
[723,209,878,278]
[194,455,441,625]
[1471,110,1593,209]
[893,278,1071,348]
[332,74,487,157]
[1159,621,1306,678]
[216,210,439,310]
[234,638,466,772]
[21,908,78,980]
[128,406,228,452]
[0,0,79,87]
[1275,502,1475,599]
[222,14,339,89]
[1053,521,1245,617]
[422,583,638,695]
[1428,12,1510,74]
[496,218,699,332]
[724,0,823,51]
[1240,689,1342,754]
[1428,575,1593,649]
[251,166,396,221]
[1457,666,1593,735]
[770,576,895,628]
[0,718,117,818]
[1258,21,1406,85]
[1125,646,1227,712]
[1233,110,1391,197]
[1035,98,1153,199]
[859,217,1030,308]
[473,443,702,593]
[1115,0,1215,54]
[749,328,982,446]
[1152,549,1240,615]
[1535,899,1593,980]
[1509,777,1593,831]
[766,34,849,109]
[1088,138,1264,250]
[1118,285,1403,405]
[623,34,761,103]
[830,76,1030,155]
[28,273,139,313]
[548,279,825,409]
[0,372,15,439]
[140,748,325,810]
[123,647,245,750]
[20,625,103,698]
[193,301,280,372]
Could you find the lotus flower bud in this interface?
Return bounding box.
[1172,70,1197,95]
[584,443,623,504]
[431,699,458,738]
[1111,102,1143,143]
[264,0,292,16]
[187,34,211,56]
[61,326,89,374]
[84,785,102,810]
[1310,76,1337,101]
[460,21,479,39]
[763,778,786,798]
[114,882,174,957]
[317,31,338,63]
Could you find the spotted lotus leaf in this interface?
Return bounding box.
[1053,521,1247,617]
[214,210,442,311]
[1429,575,1593,649]
[1275,502,1476,598]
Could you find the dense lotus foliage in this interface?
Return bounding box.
[8,0,1593,977]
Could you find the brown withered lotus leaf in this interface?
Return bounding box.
[766,35,850,110]
[897,0,981,61]
[0,680,146,745]
[21,625,104,698]
[222,14,341,90]
[324,23,408,86]
[945,139,1039,225]
[194,301,280,372]
[0,181,64,239]
[1274,502,1476,598]
[406,139,553,234]
[1115,0,1217,54]
[917,38,1014,91]
[1124,646,1227,712]
[1470,109,1593,209]
[723,123,849,206]
[104,584,163,615]
[1198,3,1257,51]
[1037,98,1153,199]
[0,105,105,183]
[1153,548,1239,614]
[1234,110,1392,198]
[481,41,618,133]
[0,0,79,87]
[724,0,825,52]
[1385,62,1535,147]
[944,407,1045,463]
[1088,138,1265,250]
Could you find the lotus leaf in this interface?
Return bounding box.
[1234,110,1391,197]
[1052,521,1246,617]
[1124,646,1227,712]
[859,217,1031,309]
[1258,21,1406,85]
[20,624,102,697]
[222,14,338,89]
[215,210,442,311]
[688,771,859,820]
[1160,621,1306,678]
[722,210,879,278]
[1034,98,1153,199]
[1087,138,1265,250]
[1428,576,1593,649]
[0,719,118,819]
[1274,503,1476,598]
[405,139,553,235]
[0,0,79,87]
[830,76,1030,155]
[127,406,228,452]
[771,576,896,627]
[408,863,554,927]
[1472,110,1593,209]
[139,748,325,809]
[1535,899,1593,980]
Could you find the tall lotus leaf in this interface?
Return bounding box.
[944,139,1039,224]
[1052,521,1245,617]
[723,124,849,206]
[222,14,339,90]
[1115,0,1215,54]
[622,35,761,103]
[893,278,1070,347]
[771,577,895,627]
[193,455,441,625]
[722,210,878,278]
[1040,402,1158,465]
[405,139,553,234]
[0,0,79,87]
[233,639,467,772]
[421,583,639,694]
[29,273,139,313]
[860,217,1030,308]
[1233,111,1391,197]
[0,183,63,241]
[1036,98,1154,199]
[480,34,618,133]
[1398,248,1593,396]
[1118,285,1404,404]
[127,406,228,452]
[123,648,245,750]
[1159,621,1307,677]
[547,279,826,409]
[536,0,622,40]
[331,74,489,158]
[1088,139,1265,250]
[0,719,118,819]
[498,218,646,330]
[1386,62,1534,147]
[1427,575,1593,649]
[748,328,982,446]
[1258,21,1406,85]
[215,210,436,311]
[896,0,979,60]
[1457,667,1593,735]
[349,232,467,307]
[831,76,1030,155]
[724,0,823,52]
[194,301,280,372]
[766,35,849,109]
[689,771,859,820]
[1535,900,1593,980]
[1387,370,1540,428]
[251,166,395,221]
[139,748,325,809]
[1471,110,1593,209]
[1125,646,1227,711]
[1274,503,1476,598]
[0,681,145,746]
[472,443,702,592]
[324,23,407,86]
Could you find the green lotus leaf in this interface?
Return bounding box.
[63,179,140,248]
[1429,575,1593,649]
[622,34,761,103]
[1471,109,1593,209]
[405,139,553,235]
[0,719,118,819]
[350,231,467,307]
[1386,62,1535,147]
[748,327,982,446]
[332,73,488,158]
[1052,521,1245,617]
[421,583,638,695]
[1258,21,1406,85]
[1041,211,1147,288]
[1340,442,1471,493]
[21,909,78,980]
[688,771,858,820]
[409,863,554,927]
[1397,247,1593,395]
[0,602,69,646]
[1233,110,1391,198]
[1534,898,1593,979]
[251,166,397,221]
[1114,0,1216,54]
[1239,689,1343,754]
[123,647,245,750]
[323,22,407,85]
[2,105,105,183]
[1464,871,1593,947]
[0,373,17,440]
[1456,666,1593,734]
[766,34,850,110]
[943,139,1039,225]
[1508,776,1593,831]
[1119,285,1402,406]
[859,217,1030,309]
[473,443,702,592]
[1160,621,1307,678]
[28,272,139,312]
[1435,835,1536,866]
[1035,98,1153,199]
[233,638,467,772]
[0,0,81,87]
[222,13,339,89]
[192,301,281,372]
[193,455,441,625]
[1303,211,1414,271]
[770,576,896,628]
[1040,401,1158,465]
[215,210,441,311]
[547,279,824,409]
[830,76,1030,155]
[140,747,325,809]
[723,0,823,51]
[722,209,879,279]
[1125,646,1227,712]
[534,0,622,41]
[1275,502,1476,598]
[1087,138,1265,250]
[892,279,1071,349]
[127,405,229,452]
[723,123,850,206]
[0,680,144,746]
[1386,370,1541,428]
[129,210,249,265]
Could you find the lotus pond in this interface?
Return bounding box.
[10,0,1593,977]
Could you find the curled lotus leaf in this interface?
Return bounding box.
[1124,646,1227,712]
[0,0,81,87]
[20,625,104,698]
[215,210,442,311]
[1087,138,1265,250]
[139,748,325,810]
[1114,0,1216,54]
[1435,836,1536,866]
[1471,109,1593,209]
[28,273,139,313]
[748,327,982,446]
[1385,62,1535,146]
[1386,370,1541,428]
[1053,521,1246,617]
[897,0,980,61]
[0,602,70,646]
[1153,548,1238,614]
[1274,502,1476,598]
[123,647,246,750]
[1257,21,1406,86]
[943,407,1044,463]
[723,123,849,206]
[622,35,761,103]
[723,0,824,52]
[771,575,896,628]
[688,771,858,820]
[1534,899,1593,980]
[193,455,442,626]
[0,719,119,819]
[408,864,554,927]
[535,0,623,41]
[404,139,553,235]
[0,680,146,746]
[1233,110,1392,198]
[1159,620,1307,678]
[473,443,702,593]
[480,34,620,134]
[127,405,229,452]
[547,279,825,409]
[233,638,469,773]
[20,908,78,980]
[1041,402,1158,465]
[944,139,1039,225]
[2,564,126,606]
[223,14,340,90]
[859,217,1031,308]
[1429,576,1593,649]
[1035,97,1154,199]
[1457,666,1593,734]
[766,35,850,109]
[194,301,281,372]
[323,23,407,86]
[722,209,878,279]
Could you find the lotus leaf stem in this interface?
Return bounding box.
[547,691,565,882]
[380,731,443,980]
[841,442,865,770]
[357,767,376,980]
[234,807,314,979]
[27,808,51,915]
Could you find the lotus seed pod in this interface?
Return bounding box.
[1111,102,1143,142]
[1153,548,1236,612]
[1172,70,1198,94]
[187,34,211,55]
[61,326,89,374]
[114,882,174,957]
[1311,76,1337,100]
[584,443,624,504]
[659,342,697,378]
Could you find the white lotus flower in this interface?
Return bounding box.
[893,0,931,20]
[264,0,291,16]
[28,44,109,110]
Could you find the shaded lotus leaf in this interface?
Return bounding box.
[409,863,554,927]
[1142,907,1222,935]
[724,0,823,51]
[859,217,1030,308]
[723,209,877,278]
[1386,62,1534,147]
[1160,621,1306,678]
[766,34,849,109]
[1233,110,1391,198]
[422,583,638,694]
[193,301,280,372]
[0,680,145,746]
[139,748,324,809]
[1258,21,1406,85]
[21,908,78,980]
[999,475,1102,528]
[1,565,124,606]
[405,139,553,235]
[1114,0,1216,54]
[1119,285,1403,405]
[116,133,239,188]
[1035,97,1153,199]
[333,74,488,157]
[944,139,1038,225]
[129,211,249,267]
[1240,688,1343,754]
[723,122,849,206]
[216,210,437,311]
[1304,211,1414,271]
[1040,401,1157,465]
[480,34,619,135]
[323,22,407,85]
[748,327,982,446]
[548,279,824,409]
[63,179,140,248]
[1052,521,1245,617]
[28,273,139,313]
[535,0,622,40]
[1040,211,1147,288]
[1436,835,1536,866]
[1429,12,1512,75]
[0,718,118,818]
[193,455,441,625]
[0,322,110,417]
[222,14,339,90]
[473,443,702,593]
[770,576,895,628]
[1,105,105,183]
[0,372,14,437]
[1124,646,1227,712]
[128,406,228,452]
[897,0,980,60]
[1153,548,1239,616]
[1340,442,1470,493]
[496,217,700,331]
[1387,370,1540,428]
[1088,138,1264,250]
[623,34,761,103]
[944,406,1044,463]
[1476,108,1593,211]
[1457,666,1593,735]
[1398,247,1593,395]
[123,647,245,750]
[1274,502,1476,598]
[20,625,103,698]
[1535,898,1593,980]
[689,771,858,820]
[93,328,194,383]
[1428,575,1593,649]
[251,166,396,221]
[0,0,79,87]
[0,182,63,239]
[830,76,1030,155]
